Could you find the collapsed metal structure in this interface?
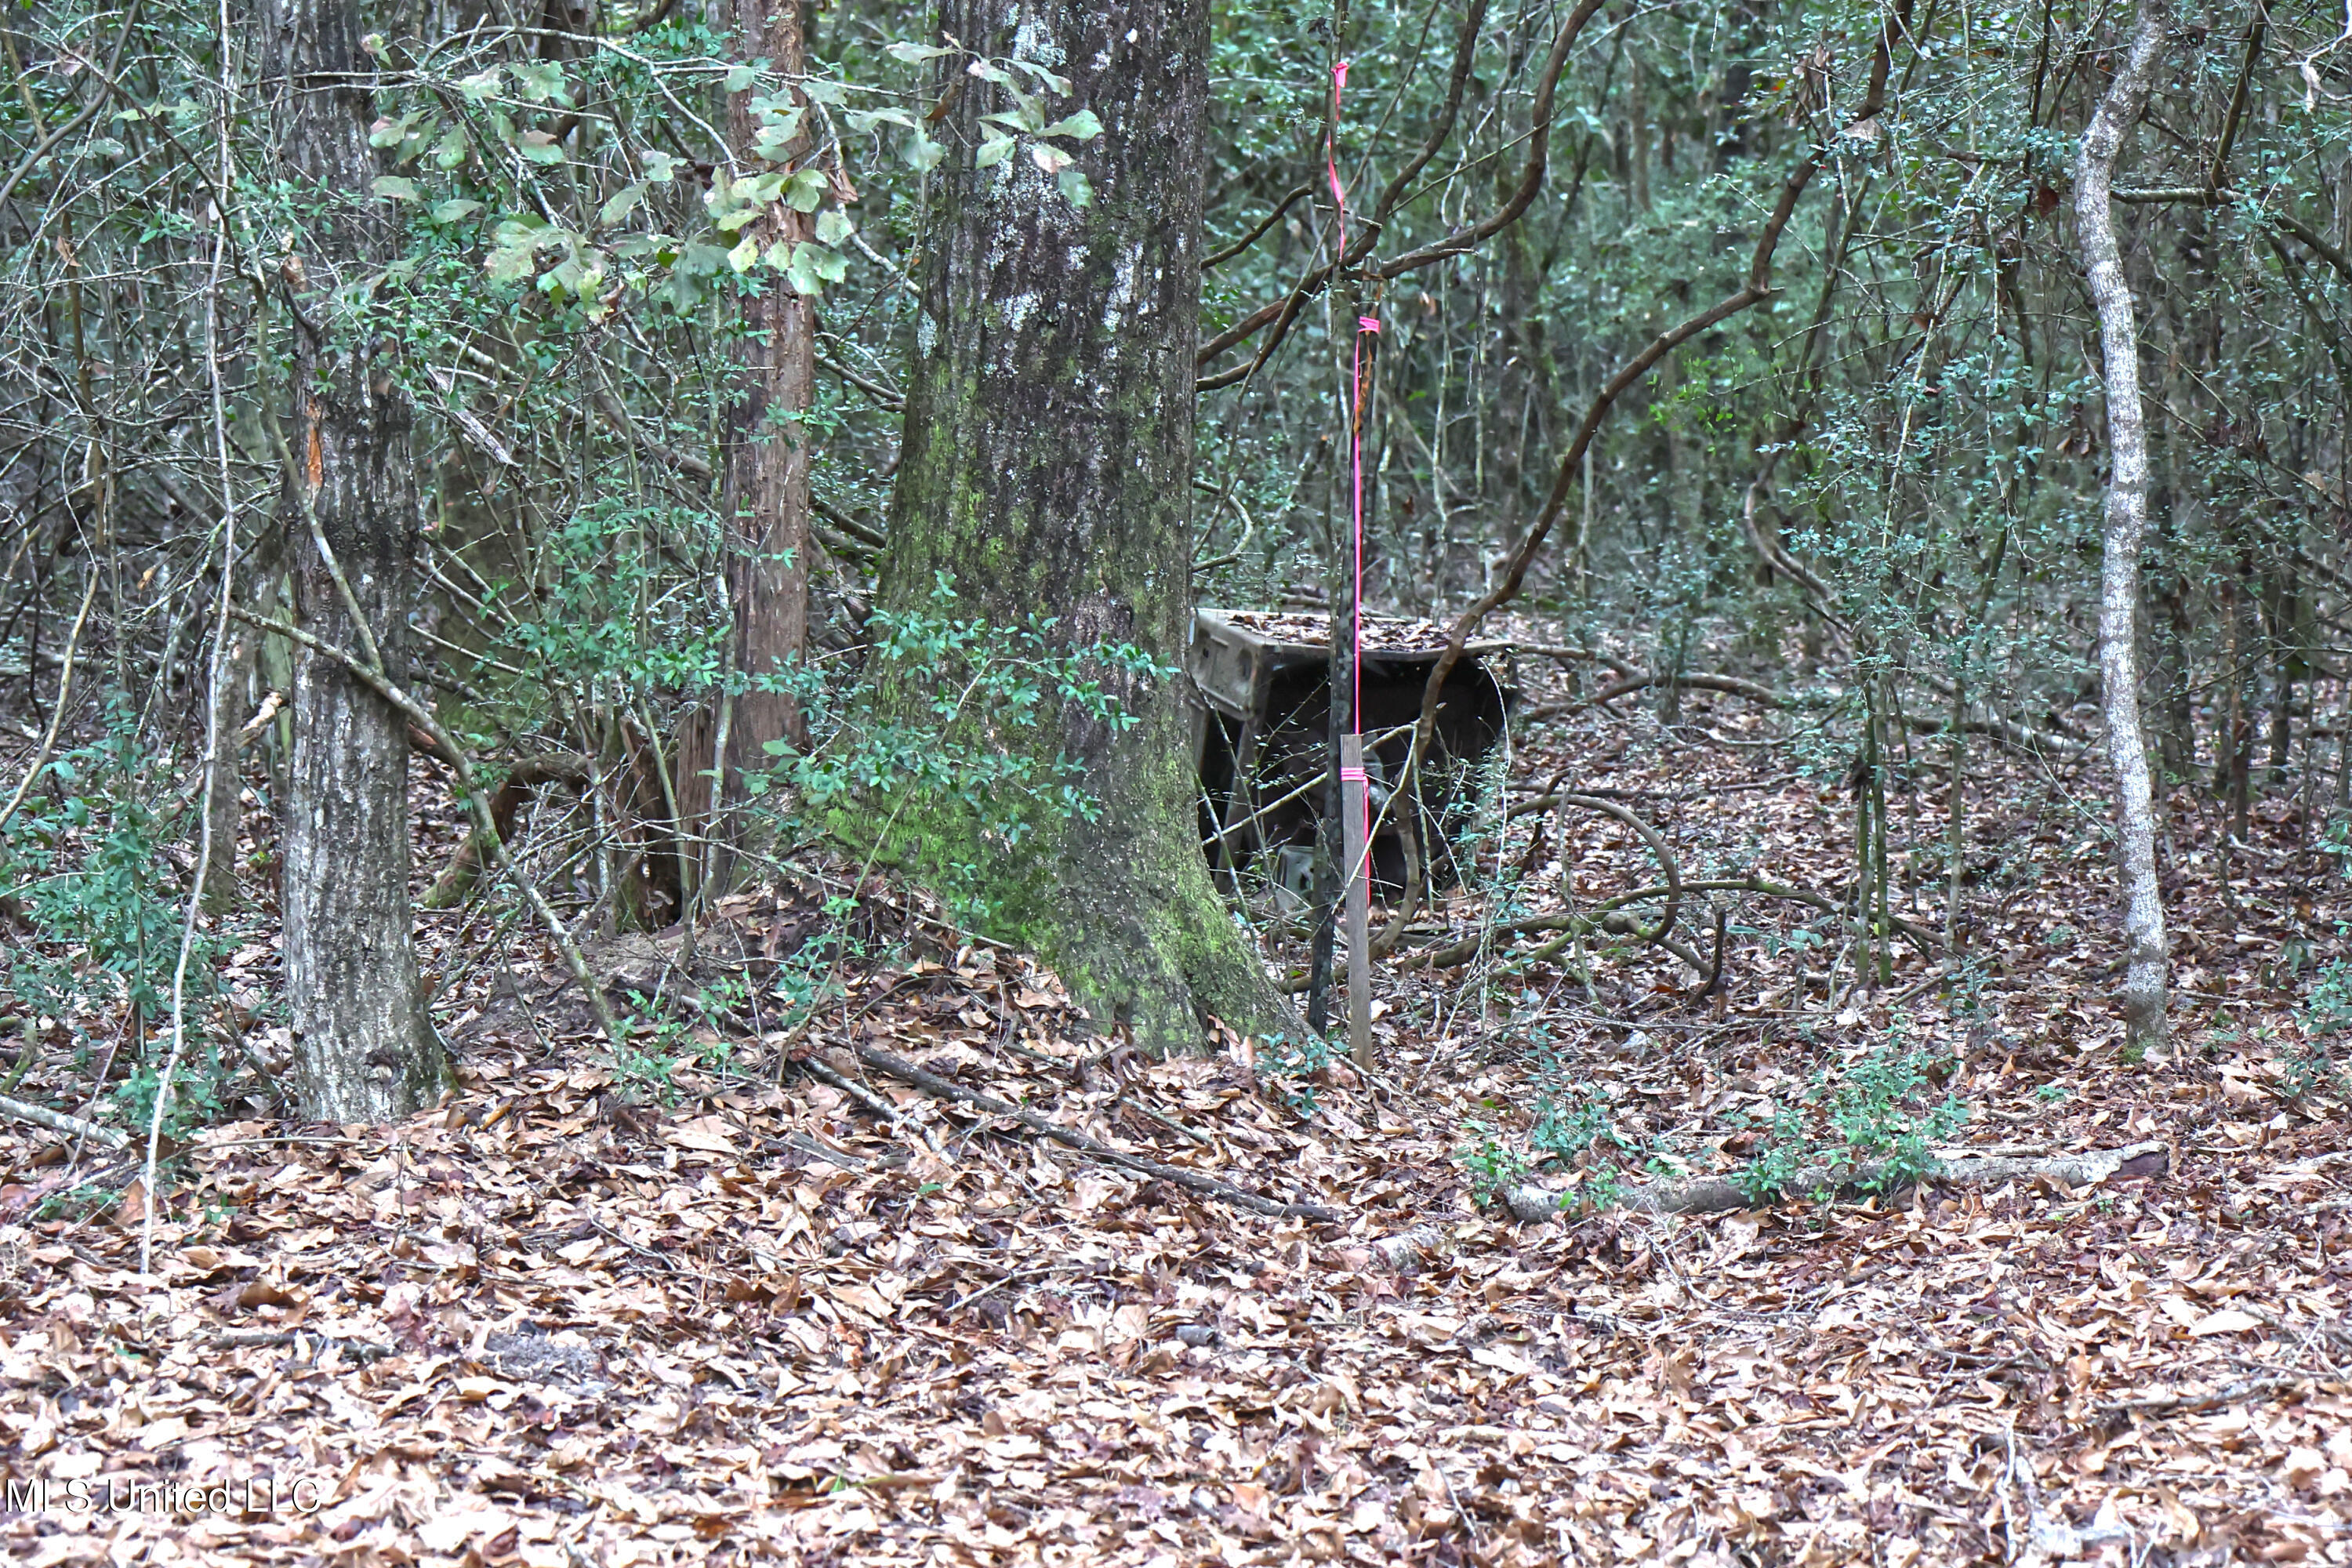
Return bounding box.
[1185,608,1515,903]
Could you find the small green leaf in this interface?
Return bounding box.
[1007,60,1073,96]
[1057,167,1093,208]
[752,106,804,160]
[815,209,855,245]
[974,132,1015,169]
[846,107,917,133]
[517,129,564,165]
[736,170,788,205]
[512,60,568,104]
[485,243,538,282]
[371,175,420,201]
[1037,110,1102,141]
[800,77,847,105]
[785,167,829,212]
[1029,142,1073,176]
[903,130,944,173]
[368,112,416,148]
[728,233,761,271]
[1002,87,1045,132]
[886,41,953,63]
[598,183,646,226]
[433,125,469,169]
[807,242,849,283]
[430,198,485,223]
[784,245,826,296]
[457,67,502,102]
[724,62,761,93]
[641,150,682,184]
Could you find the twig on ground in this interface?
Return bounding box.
[849,1042,1341,1222]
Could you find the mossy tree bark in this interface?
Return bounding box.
[267,0,444,1117]
[877,0,1294,1052]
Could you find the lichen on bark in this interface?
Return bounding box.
[267,0,443,1120]
[2074,0,2172,1050]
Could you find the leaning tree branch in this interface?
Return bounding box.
[2205,0,2267,192]
[232,605,626,1057]
[1371,0,1599,276]
[1195,0,1597,389]
[1367,0,1494,227]
[1203,182,1316,271]
[1403,0,1918,784]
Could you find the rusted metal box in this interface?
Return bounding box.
[1185,608,1513,896]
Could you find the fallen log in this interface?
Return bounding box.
[848,1043,1343,1223]
[1498,1139,2169,1222]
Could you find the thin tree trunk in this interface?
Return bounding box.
[199,626,253,913]
[1310,21,1356,1040]
[2074,0,2172,1049]
[876,0,1294,1051]
[267,0,442,1116]
[686,0,815,900]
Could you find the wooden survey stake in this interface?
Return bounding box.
[1340,734,1370,1069]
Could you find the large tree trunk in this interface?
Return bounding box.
[268,0,442,1118]
[2074,0,2172,1050]
[875,0,1294,1051]
[679,0,815,904]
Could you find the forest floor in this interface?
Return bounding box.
[1,645,2349,1566]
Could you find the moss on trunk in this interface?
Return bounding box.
[872,0,1294,1052]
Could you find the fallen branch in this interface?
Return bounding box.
[0,1091,131,1150]
[848,1042,1341,1222]
[423,753,592,909]
[1498,1139,2170,1221]
[1401,874,1893,971]
[215,1328,399,1363]
[1373,1223,1450,1272]
[799,1056,909,1125]
[2096,1373,2321,1422]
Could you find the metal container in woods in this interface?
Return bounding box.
[1185,608,1513,901]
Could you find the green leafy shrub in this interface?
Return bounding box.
[761,573,1171,928]
[2287,959,2352,1102]
[0,699,235,1142]
[1454,1121,1531,1207]
[1740,1032,1968,1200]
[1254,1032,1337,1118]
